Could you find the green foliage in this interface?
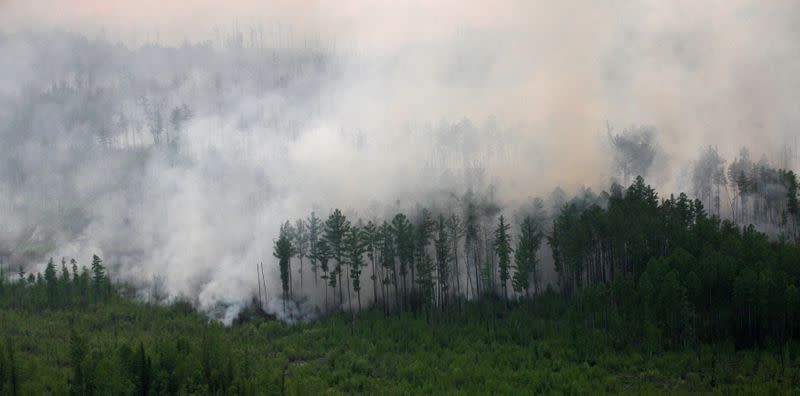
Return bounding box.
[434,214,451,307]
[513,215,544,297]
[346,225,367,310]
[69,329,89,395]
[3,176,800,393]
[91,254,109,302]
[542,176,800,350]
[391,213,414,309]
[274,221,295,307]
[378,221,397,312]
[0,341,20,396]
[306,211,323,285]
[494,215,513,300]
[44,257,58,307]
[415,255,436,312]
[293,218,309,288]
[3,290,800,395]
[325,209,351,307]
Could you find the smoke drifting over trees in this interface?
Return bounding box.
[0,1,799,322]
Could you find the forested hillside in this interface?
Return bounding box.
[3,1,800,394]
[2,177,799,394]
[269,176,799,346]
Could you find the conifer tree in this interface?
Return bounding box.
[44,257,58,307]
[306,212,322,287]
[79,266,90,303]
[446,213,465,301]
[494,216,512,300]
[324,209,350,309]
[345,225,367,313]
[273,221,294,313]
[391,213,414,310]
[293,218,308,290]
[362,221,378,307]
[464,198,481,298]
[512,215,543,297]
[416,255,436,317]
[7,343,17,396]
[71,259,78,286]
[69,329,87,396]
[413,208,434,301]
[282,221,297,296]
[434,214,451,308]
[60,258,71,302]
[134,342,152,396]
[313,239,332,310]
[378,221,396,313]
[91,255,107,302]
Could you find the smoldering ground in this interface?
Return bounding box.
[0,1,798,323]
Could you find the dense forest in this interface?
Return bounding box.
[269,173,799,344]
[0,31,533,317]
[3,1,800,393]
[2,174,799,394]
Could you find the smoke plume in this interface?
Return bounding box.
[0,1,798,321]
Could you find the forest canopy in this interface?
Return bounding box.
[2,1,800,393]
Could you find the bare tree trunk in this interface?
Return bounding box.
[486,227,496,296]
[382,260,389,315]
[473,243,481,298]
[338,264,344,310]
[257,263,263,308]
[288,258,293,298]
[393,259,400,313]
[371,254,378,307]
[313,260,318,288]
[411,252,419,305]
[453,238,461,302]
[260,262,268,305]
[347,266,353,314]
[402,273,408,312]
[465,249,474,300]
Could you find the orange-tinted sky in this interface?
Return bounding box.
[0,0,519,47]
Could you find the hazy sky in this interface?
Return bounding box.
[3,0,799,241]
[3,0,799,217]
[0,0,518,47]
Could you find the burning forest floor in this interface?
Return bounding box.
[1,292,799,395]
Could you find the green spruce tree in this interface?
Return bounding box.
[273,221,294,314]
[494,216,512,301]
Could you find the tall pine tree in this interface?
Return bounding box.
[494,216,512,301]
[273,221,294,313]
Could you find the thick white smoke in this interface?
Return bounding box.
[0,1,798,322]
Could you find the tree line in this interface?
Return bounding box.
[0,254,111,311]
[0,173,798,394]
[273,173,800,348]
[272,202,547,319]
[692,146,799,232]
